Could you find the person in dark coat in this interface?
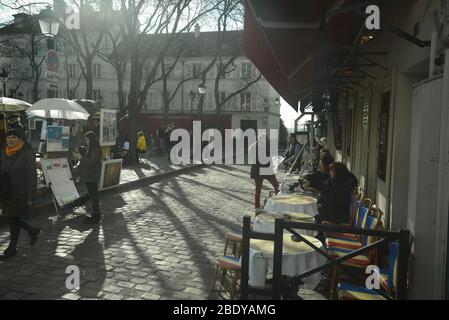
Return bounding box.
[316,162,358,224]
[0,129,40,260]
[301,154,332,193]
[79,131,102,224]
[250,134,279,209]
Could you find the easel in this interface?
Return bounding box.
[41,155,89,223]
[288,141,309,174]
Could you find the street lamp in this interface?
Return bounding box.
[198,83,206,95]
[0,67,9,97]
[38,6,60,50]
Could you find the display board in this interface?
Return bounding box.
[99,108,118,146]
[40,158,80,206]
[99,159,122,190]
[46,125,70,152]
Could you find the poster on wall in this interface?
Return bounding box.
[40,158,80,206]
[47,126,70,152]
[99,159,122,190]
[100,108,118,146]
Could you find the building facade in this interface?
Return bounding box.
[0,14,280,133]
[319,0,449,299]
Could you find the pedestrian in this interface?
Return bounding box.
[156,123,166,156]
[164,122,175,161]
[282,132,302,172]
[78,131,102,224]
[0,129,40,260]
[250,133,279,209]
[147,133,154,160]
[136,131,147,163]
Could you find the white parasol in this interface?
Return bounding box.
[26,98,90,120]
[1,97,32,131]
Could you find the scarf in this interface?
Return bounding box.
[5,141,24,157]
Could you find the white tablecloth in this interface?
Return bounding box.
[253,212,317,237]
[264,194,319,216]
[249,234,326,289]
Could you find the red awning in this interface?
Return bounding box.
[244,0,363,111]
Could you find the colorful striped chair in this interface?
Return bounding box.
[324,203,372,244]
[326,212,382,299]
[337,241,398,300]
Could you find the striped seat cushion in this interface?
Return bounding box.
[327,247,370,267]
[338,283,387,300]
[325,237,363,250]
[216,256,241,270]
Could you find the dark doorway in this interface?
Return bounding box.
[240,119,257,132]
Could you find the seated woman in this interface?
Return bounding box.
[316,162,358,224]
[301,154,332,193]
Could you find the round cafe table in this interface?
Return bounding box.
[249,234,326,288]
[264,194,319,216]
[253,212,317,236]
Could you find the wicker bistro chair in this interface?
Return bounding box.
[337,241,398,300]
[208,232,243,300]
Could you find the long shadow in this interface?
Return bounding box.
[140,186,228,291]
[138,173,256,289]
[65,221,105,299]
[175,175,254,206]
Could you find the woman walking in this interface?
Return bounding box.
[250,134,279,209]
[0,129,40,260]
[79,131,102,224]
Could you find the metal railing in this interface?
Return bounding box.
[240,216,411,300]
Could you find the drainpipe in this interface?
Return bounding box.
[429,30,438,78]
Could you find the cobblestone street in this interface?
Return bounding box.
[0,165,325,300]
[0,165,260,300]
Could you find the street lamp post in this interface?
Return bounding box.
[0,67,9,97]
[38,6,60,99]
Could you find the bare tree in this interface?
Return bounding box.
[212,0,261,122]
[59,0,107,99]
[61,38,83,99]
[0,26,47,102]
[97,27,128,116]
[117,0,220,163]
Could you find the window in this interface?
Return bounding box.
[240,92,251,111]
[67,64,76,78]
[242,62,252,79]
[193,63,202,77]
[378,91,391,181]
[93,90,102,101]
[93,63,102,78]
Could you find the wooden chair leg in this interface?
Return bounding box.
[230,271,239,300]
[330,266,340,300]
[223,240,229,256]
[208,265,220,299]
[220,268,227,287]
